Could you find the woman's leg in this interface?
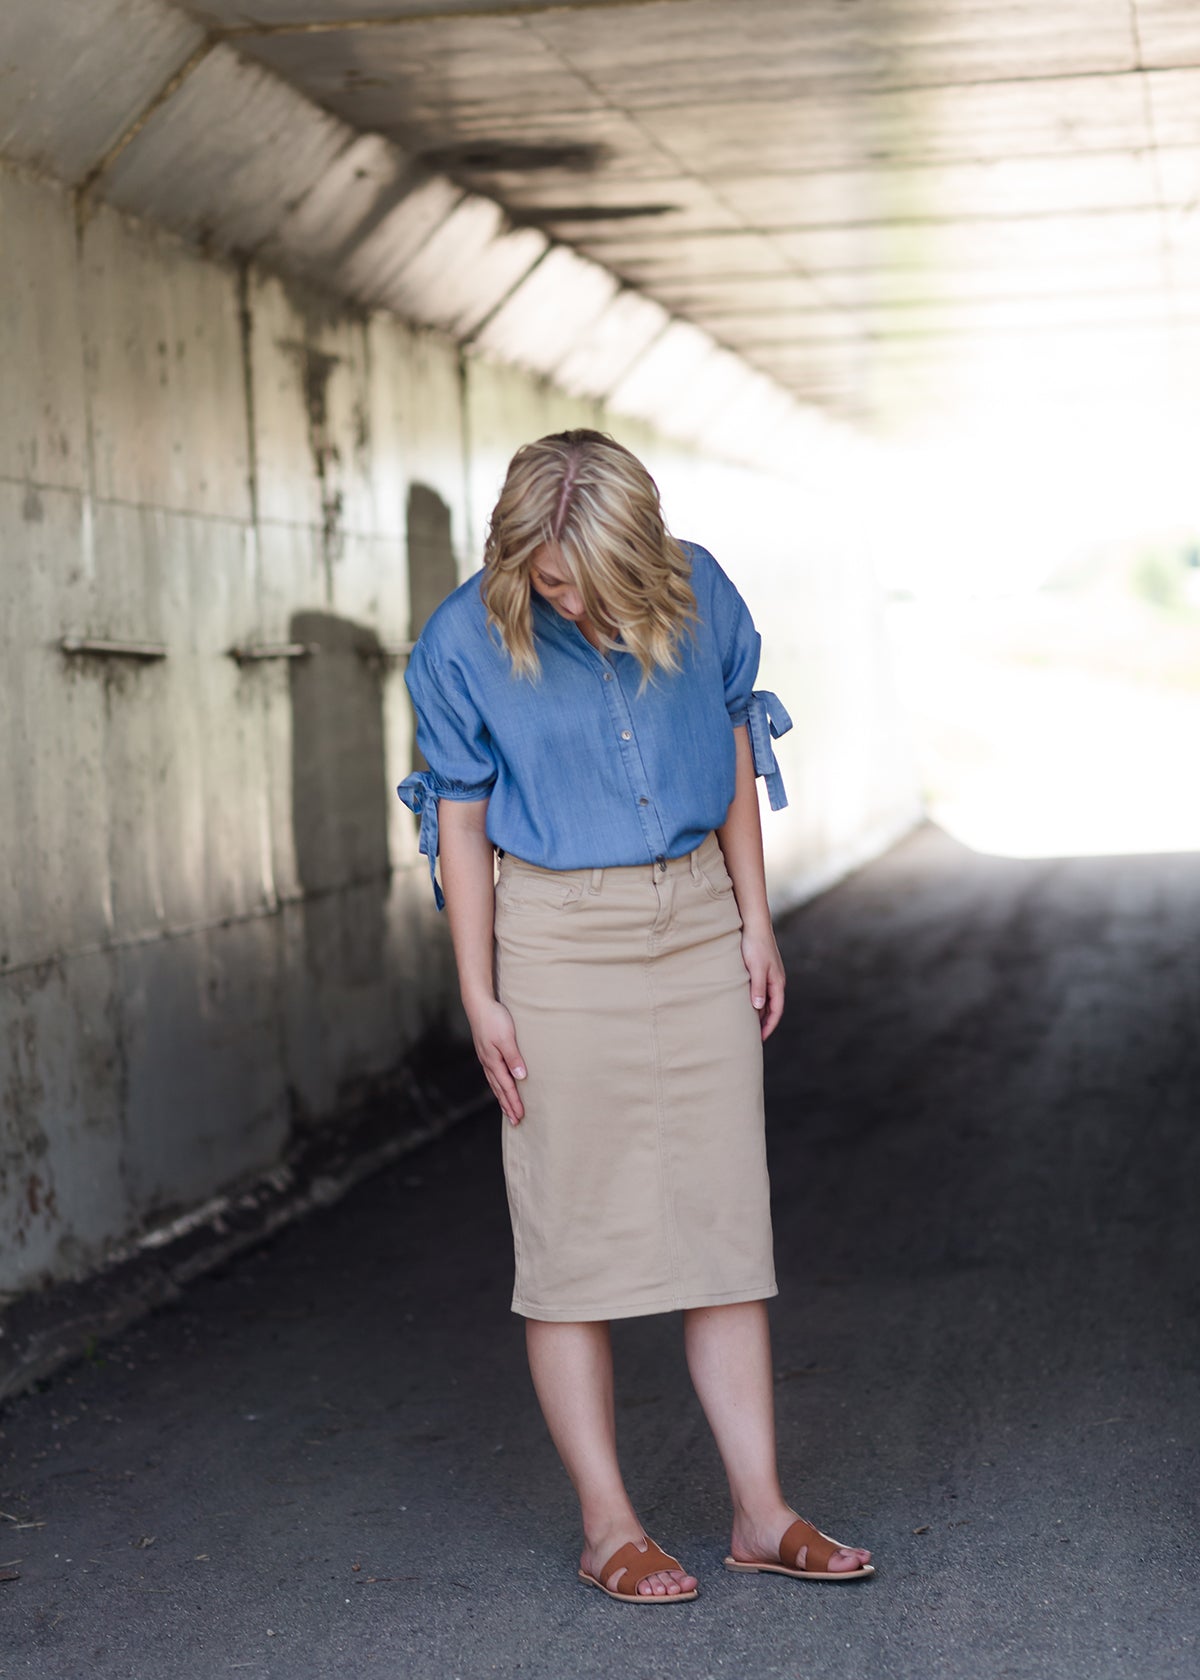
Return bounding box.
[525,1319,697,1596]
[682,1300,871,1571]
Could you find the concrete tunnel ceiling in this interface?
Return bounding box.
[5,0,1200,442]
[171,0,1200,433]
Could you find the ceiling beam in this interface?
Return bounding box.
[218,0,702,38]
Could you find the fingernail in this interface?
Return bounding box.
[753,997,765,1008]
[514,1065,526,1078]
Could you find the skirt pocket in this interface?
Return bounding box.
[495,867,585,916]
[695,847,735,901]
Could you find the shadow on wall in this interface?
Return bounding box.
[406,482,459,776]
[287,486,455,987]
[289,612,389,987]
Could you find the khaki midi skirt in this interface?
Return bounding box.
[494,830,777,1322]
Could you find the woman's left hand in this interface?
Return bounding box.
[740,924,786,1041]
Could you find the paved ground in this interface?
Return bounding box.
[2,824,1198,1680]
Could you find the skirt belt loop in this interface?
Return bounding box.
[589,866,604,894]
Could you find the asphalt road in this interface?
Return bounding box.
[3,824,1197,1680]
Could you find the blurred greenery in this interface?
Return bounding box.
[1048,539,1199,620]
[1132,549,1186,611]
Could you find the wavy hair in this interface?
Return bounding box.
[480,429,696,684]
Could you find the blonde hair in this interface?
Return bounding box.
[481,429,696,684]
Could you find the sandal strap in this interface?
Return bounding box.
[597,1537,684,1597]
[779,1517,839,1574]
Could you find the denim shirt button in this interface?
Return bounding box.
[603,671,614,681]
[620,729,631,741]
[638,796,649,806]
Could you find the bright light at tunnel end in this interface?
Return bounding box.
[874,412,1200,860]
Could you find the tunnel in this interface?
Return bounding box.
[1,3,1197,1677]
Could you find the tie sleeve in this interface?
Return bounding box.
[745,690,793,811]
[398,639,497,908]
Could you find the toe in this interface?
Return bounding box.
[828,1546,871,1572]
[636,1568,695,1596]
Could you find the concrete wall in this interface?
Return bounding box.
[0,159,917,1304]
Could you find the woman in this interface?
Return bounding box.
[399,431,872,1603]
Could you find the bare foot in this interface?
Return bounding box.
[730,1506,872,1574]
[580,1529,699,1598]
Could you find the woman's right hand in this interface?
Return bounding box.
[437,800,527,1124]
[465,997,528,1124]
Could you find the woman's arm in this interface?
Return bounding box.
[716,724,786,1041]
[437,797,528,1124]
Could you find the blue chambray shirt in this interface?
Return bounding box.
[398,542,791,907]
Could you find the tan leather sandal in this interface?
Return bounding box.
[724,1516,874,1582]
[578,1536,699,1603]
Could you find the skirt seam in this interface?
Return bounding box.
[508,1123,525,1307]
[497,945,527,1307]
[644,884,683,1301]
